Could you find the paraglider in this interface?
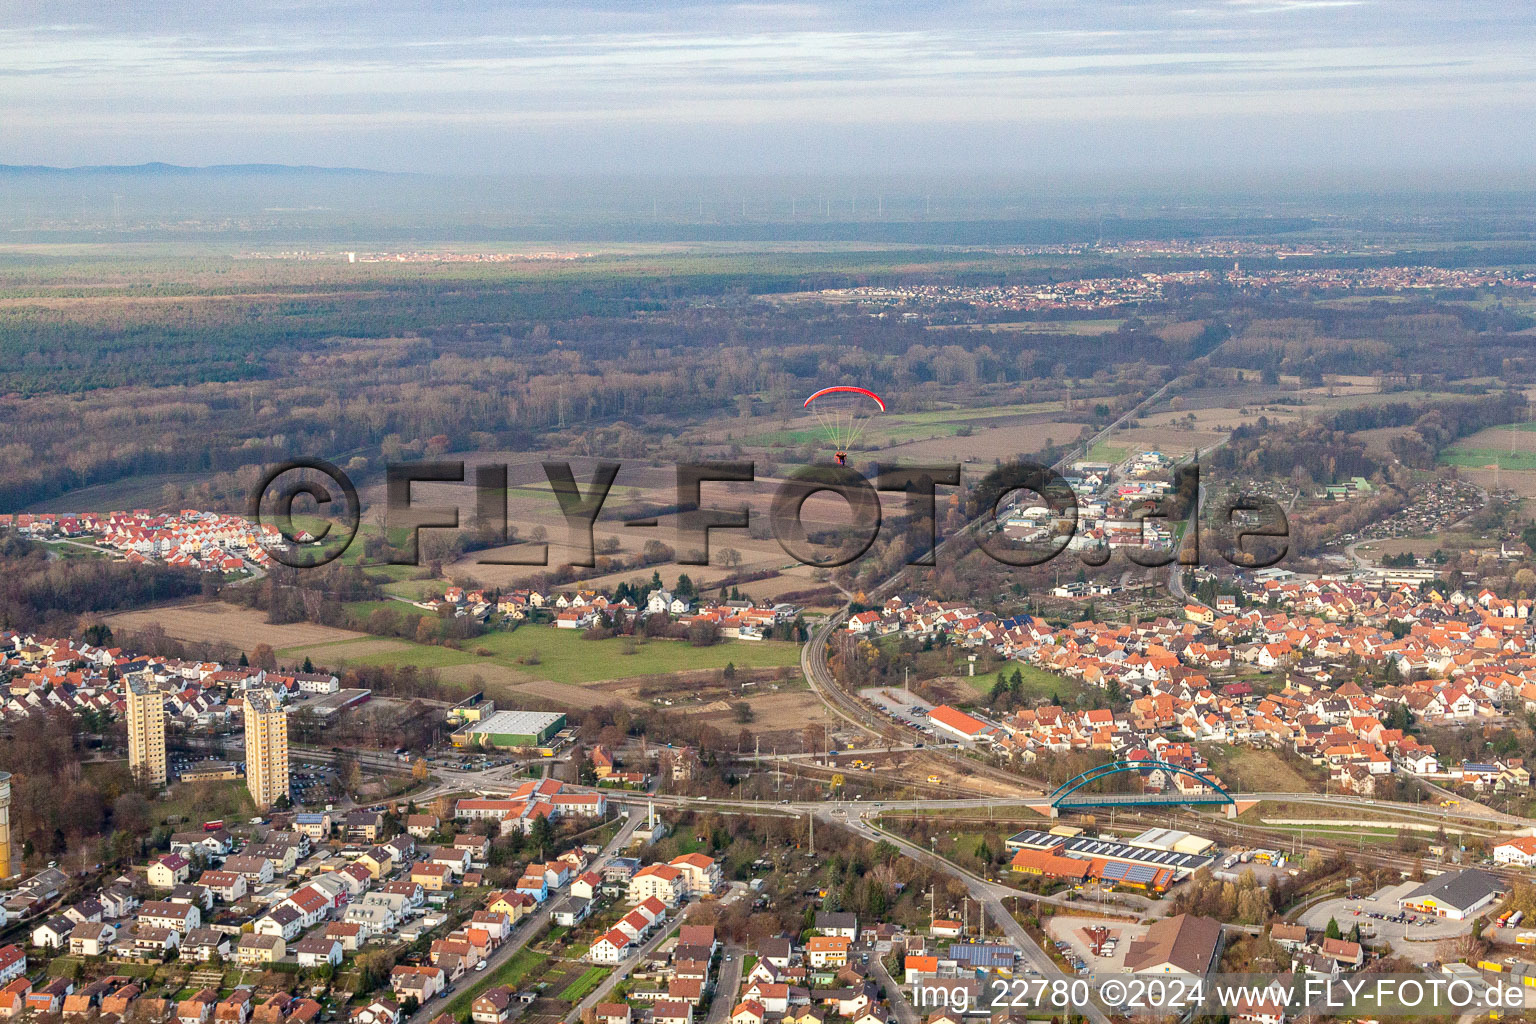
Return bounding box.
[803,386,886,465]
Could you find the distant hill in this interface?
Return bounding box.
[0,162,407,177]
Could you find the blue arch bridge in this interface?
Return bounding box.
[1027,759,1254,819]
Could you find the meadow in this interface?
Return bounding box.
[276,618,802,684]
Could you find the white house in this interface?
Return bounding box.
[590,929,632,964]
[1493,837,1536,867]
[68,922,116,957]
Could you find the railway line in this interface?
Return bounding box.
[799,377,1192,791]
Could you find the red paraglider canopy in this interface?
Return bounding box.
[803,386,886,464]
[803,385,886,411]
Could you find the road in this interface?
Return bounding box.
[835,810,1113,1024]
[706,946,745,1024]
[867,949,917,1024]
[563,914,679,1024]
[406,808,642,1024]
[1168,477,1207,607]
[797,378,1196,786]
[567,884,752,1024]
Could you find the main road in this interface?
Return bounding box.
[833,808,1114,1024]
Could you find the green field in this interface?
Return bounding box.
[558,966,611,1001]
[380,579,445,599]
[1438,446,1536,470]
[1084,440,1129,464]
[317,635,477,668]
[468,628,800,681]
[742,400,1065,448]
[962,662,1087,705]
[280,622,801,683]
[441,947,548,1019]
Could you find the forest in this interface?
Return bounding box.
[0,534,207,633]
[2,249,1536,527]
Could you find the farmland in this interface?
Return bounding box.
[104,603,366,650]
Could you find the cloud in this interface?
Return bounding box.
[0,0,1529,173]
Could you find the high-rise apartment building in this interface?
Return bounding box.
[244,693,290,810]
[0,772,13,878]
[125,678,167,787]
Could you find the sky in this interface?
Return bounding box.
[3,0,1533,177]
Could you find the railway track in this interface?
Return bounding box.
[798,377,1201,797]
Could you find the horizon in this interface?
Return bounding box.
[4,0,1533,177]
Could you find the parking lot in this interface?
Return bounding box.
[1301,881,1473,951]
[289,761,337,805]
[858,686,936,735]
[1045,915,1146,975]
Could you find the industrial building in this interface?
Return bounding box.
[1397,869,1505,921]
[448,692,495,724]
[1128,827,1216,856]
[306,688,372,718]
[1006,829,1214,882]
[452,710,566,749]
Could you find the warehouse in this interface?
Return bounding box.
[1006,829,1213,880]
[1397,868,1505,921]
[1010,844,1091,881]
[1128,827,1216,856]
[452,710,566,749]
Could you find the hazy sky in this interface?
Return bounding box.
[4,0,1532,175]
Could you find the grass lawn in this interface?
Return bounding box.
[1235,800,1455,829]
[364,564,428,583]
[964,663,1088,706]
[669,831,708,856]
[558,966,611,1001]
[1250,823,1412,846]
[1200,745,1316,793]
[442,947,547,1019]
[461,628,801,684]
[1085,440,1130,464]
[92,774,257,827]
[279,624,800,685]
[37,539,110,559]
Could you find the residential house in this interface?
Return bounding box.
[236,934,285,967]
